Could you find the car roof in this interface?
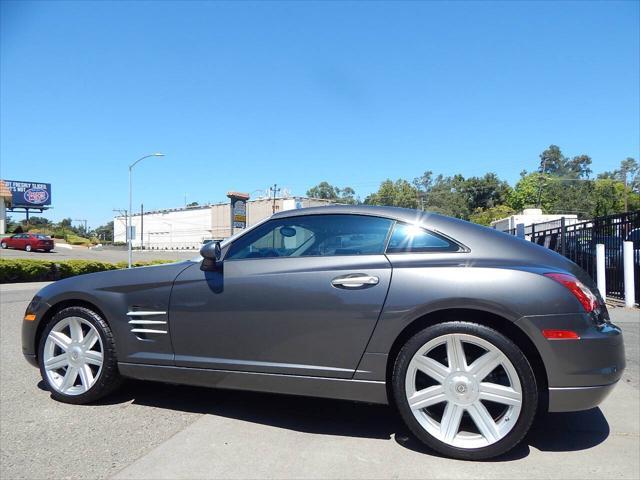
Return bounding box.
[270,205,471,232]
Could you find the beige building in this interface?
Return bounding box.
[114,196,335,250]
[0,180,12,235]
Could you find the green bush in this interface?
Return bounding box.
[65,234,91,246]
[0,259,175,283]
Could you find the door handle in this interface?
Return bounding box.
[331,274,379,289]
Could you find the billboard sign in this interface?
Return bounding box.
[4,180,52,208]
[227,191,250,232]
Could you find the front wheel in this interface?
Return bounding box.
[38,306,122,404]
[0,242,6,249]
[392,322,537,460]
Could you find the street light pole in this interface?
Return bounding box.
[128,153,164,268]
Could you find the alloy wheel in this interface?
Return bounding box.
[405,333,523,449]
[43,316,104,395]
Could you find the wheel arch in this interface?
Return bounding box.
[384,308,548,407]
[34,299,109,361]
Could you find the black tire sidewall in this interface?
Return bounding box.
[38,306,121,404]
[392,321,538,460]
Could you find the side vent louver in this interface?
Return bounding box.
[126,311,168,336]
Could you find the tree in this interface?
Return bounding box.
[413,172,469,218]
[21,216,51,227]
[599,158,639,212]
[93,221,114,241]
[459,173,512,211]
[365,179,419,209]
[307,181,357,205]
[187,201,199,207]
[508,172,552,212]
[538,145,592,179]
[593,179,625,217]
[468,205,515,226]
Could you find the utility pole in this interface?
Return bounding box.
[536,157,547,209]
[622,167,629,212]
[270,184,280,214]
[140,204,144,250]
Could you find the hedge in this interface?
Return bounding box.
[0,259,174,283]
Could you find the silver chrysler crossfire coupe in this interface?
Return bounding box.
[22,206,625,460]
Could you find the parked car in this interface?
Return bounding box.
[626,228,640,249]
[21,206,625,460]
[1,233,54,252]
[565,234,623,269]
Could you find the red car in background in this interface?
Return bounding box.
[1,233,54,252]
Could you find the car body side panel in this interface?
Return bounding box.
[169,256,392,378]
[365,255,582,355]
[22,262,192,365]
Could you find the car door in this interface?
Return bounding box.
[13,234,26,249]
[169,214,394,379]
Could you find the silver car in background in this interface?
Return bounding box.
[21,206,625,460]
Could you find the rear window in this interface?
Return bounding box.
[34,234,50,239]
[386,223,460,253]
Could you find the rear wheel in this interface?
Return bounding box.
[392,321,537,460]
[38,306,122,404]
[25,244,32,252]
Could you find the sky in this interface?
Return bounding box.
[1,0,639,229]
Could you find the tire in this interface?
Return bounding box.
[38,306,123,404]
[25,244,32,252]
[392,321,537,460]
[0,242,6,249]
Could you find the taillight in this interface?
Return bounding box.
[542,329,580,340]
[544,272,598,313]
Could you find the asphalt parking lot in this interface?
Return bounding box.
[1,282,638,480]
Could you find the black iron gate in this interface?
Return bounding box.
[505,211,640,303]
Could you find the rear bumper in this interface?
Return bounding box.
[516,313,625,412]
[548,382,618,412]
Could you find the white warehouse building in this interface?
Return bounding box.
[114,196,334,250]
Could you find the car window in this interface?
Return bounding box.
[386,223,460,253]
[226,214,393,260]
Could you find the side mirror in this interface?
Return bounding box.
[200,240,222,271]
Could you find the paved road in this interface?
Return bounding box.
[1,244,196,263]
[1,283,638,479]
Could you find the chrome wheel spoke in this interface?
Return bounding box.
[467,401,500,443]
[468,350,501,381]
[446,335,467,372]
[68,317,84,343]
[479,382,522,406]
[49,331,71,350]
[440,402,464,443]
[77,364,94,391]
[408,385,447,410]
[413,355,449,383]
[84,350,103,366]
[60,366,78,392]
[44,354,68,371]
[81,330,99,350]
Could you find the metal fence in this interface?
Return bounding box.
[502,211,640,303]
